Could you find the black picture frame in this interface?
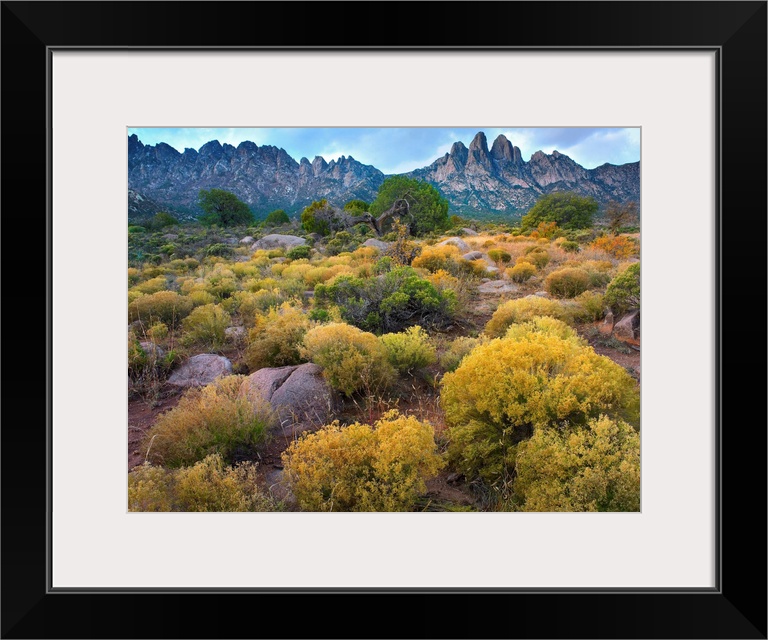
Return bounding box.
[2,2,765,638]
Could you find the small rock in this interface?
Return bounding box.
[462,251,484,261]
[362,238,390,251]
[138,341,165,358]
[437,237,471,253]
[613,310,640,341]
[534,291,549,298]
[461,228,479,236]
[168,354,232,388]
[599,311,615,335]
[264,468,297,508]
[486,266,500,274]
[252,234,307,250]
[240,236,255,244]
[478,280,519,294]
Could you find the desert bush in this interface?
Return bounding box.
[206,243,233,257]
[326,231,359,256]
[314,266,456,334]
[487,249,512,265]
[281,411,444,511]
[189,290,217,307]
[484,296,572,337]
[573,291,606,322]
[245,303,310,371]
[379,326,437,375]
[127,267,141,286]
[513,415,640,512]
[441,327,640,489]
[181,304,231,349]
[129,454,277,512]
[560,240,580,253]
[604,262,640,314]
[146,322,168,342]
[504,316,584,344]
[439,336,484,373]
[506,261,537,283]
[300,323,394,396]
[286,244,311,260]
[128,333,178,400]
[519,247,550,269]
[129,291,194,328]
[142,376,271,467]
[544,267,591,298]
[591,235,638,260]
[131,275,169,295]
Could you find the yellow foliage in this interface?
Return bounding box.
[591,235,638,260]
[379,326,437,375]
[181,303,230,349]
[484,296,572,337]
[514,415,640,511]
[143,376,271,468]
[301,323,394,396]
[441,326,639,487]
[544,267,591,298]
[131,275,169,295]
[282,411,444,511]
[412,244,462,273]
[245,303,311,370]
[506,261,537,283]
[129,290,194,328]
[129,454,276,512]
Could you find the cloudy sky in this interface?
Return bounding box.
[128,127,640,174]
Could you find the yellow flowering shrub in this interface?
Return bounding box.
[544,267,591,298]
[379,326,437,375]
[441,326,639,488]
[129,454,276,512]
[484,296,572,338]
[142,376,271,467]
[245,303,311,371]
[513,415,640,511]
[301,323,394,396]
[129,290,194,328]
[130,275,169,295]
[181,303,231,349]
[282,411,444,511]
[506,261,537,283]
[439,335,485,373]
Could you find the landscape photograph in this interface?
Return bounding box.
[127,127,641,513]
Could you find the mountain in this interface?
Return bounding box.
[128,132,639,220]
[408,132,640,215]
[128,134,384,219]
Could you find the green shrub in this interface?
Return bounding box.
[573,291,606,322]
[326,231,358,256]
[604,263,640,314]
[314,266,456,334]
[282,411,444,511]
[128,334,178,399]
[441,325,639,489]
[263,209,290,227]
[560,240,580,253]
[286,244,311,260]
[128,225,146,234]
[484,296,572,338]
[206,243,233,257]
[245,304,311,371]
[487,249,512,265]
[129,454,277,512]
[379,326,437,375]
[544,267,591,298]
[142,376,271,467]
[513,415,640,512]
[129,291,194,328]
[519,247,550,269]
[181,304,231,349]
[506,261,537,283]
[301,323,394,396]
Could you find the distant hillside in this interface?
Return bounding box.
[128,131,640,220]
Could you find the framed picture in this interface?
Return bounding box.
[3,2,765,638]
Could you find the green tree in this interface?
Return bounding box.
[263,209,290,227]
[343,199,370,214]
[300,199,334,235]
[147,211,179,230]
[369,176,449,236]
[521,192,598,232]
[197,189,254,226]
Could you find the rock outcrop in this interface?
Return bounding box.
[168,354,232,388]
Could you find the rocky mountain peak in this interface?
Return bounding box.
[468,131,489,155]
[490,134,516,162]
